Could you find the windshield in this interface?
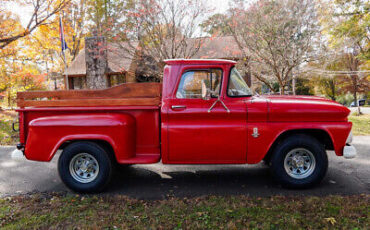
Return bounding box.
[227,67,252,97]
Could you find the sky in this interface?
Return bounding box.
[7,0,233,28]
[208,0,232,13]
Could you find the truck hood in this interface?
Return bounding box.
[264,95,350,122]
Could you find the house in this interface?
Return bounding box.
[64,36,256,90]
[64,41,138,89]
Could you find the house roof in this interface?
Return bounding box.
[64,36,244,76]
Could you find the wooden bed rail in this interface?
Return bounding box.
[17,83,162,108]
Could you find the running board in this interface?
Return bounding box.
[118,154,160,164]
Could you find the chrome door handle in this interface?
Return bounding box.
[171,105,186,109]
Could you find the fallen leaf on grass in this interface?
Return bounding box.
[324,217,336,225]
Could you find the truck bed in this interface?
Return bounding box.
[16,83,162,164]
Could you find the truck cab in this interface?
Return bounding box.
[14,59,356,193]
[161,59,250,164]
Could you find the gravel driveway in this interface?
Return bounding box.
[0,136,369,199]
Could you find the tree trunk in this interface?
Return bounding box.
[353,89,361,115]
[351,74,361,115]
[347,53,361,115]
[331,80,336,101]
[353,89,362,115]
[280,85,285,95]
[7,91,11,108]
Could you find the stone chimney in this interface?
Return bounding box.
[85,34,108,89]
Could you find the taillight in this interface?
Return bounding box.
[18,112,25,144]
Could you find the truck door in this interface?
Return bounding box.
[165,67,247,163]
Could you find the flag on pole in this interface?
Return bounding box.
[59,13,69,90]
[59,15,68,52]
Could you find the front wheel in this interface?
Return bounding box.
[269,135,328,189]
[58,141,114,193]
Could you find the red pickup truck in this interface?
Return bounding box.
[13,59,356,193]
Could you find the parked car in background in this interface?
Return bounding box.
[13,59,356,193]
[350,99,366,107]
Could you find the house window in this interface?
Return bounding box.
[68,76,87,90]
[108,73,126,87]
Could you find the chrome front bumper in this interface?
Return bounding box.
[343,144,357,159]
[343,130,356,159]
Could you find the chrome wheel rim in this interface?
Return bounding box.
[284,148,316,179]
[69,153,99,183]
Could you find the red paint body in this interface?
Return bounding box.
[17,59,352,165]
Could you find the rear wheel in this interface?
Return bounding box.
[58,141,114,193]
[269,135,328,188]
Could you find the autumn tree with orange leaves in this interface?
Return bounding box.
[0,0,71,49]
[0,0,77,107]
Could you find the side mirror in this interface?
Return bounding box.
[201,79,211,100]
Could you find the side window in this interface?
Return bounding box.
[227,68,252,97]
[176,69,222,99]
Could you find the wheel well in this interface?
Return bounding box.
[58,139,117,163]
[263,129,334,162]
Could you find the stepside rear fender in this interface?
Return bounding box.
[24,113,136,162]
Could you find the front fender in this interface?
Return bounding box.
[25,113,136,162]
[246,122,352,164]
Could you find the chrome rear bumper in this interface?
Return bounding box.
[11,149,26,161]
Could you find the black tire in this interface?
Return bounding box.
[269,134,328,189]
[58,141,114,193]
[116,164,132,171]
[263,156,271,166]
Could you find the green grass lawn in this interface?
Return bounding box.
[0,194,368,229]
[0,110,18,146]
[349,114,370,136]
